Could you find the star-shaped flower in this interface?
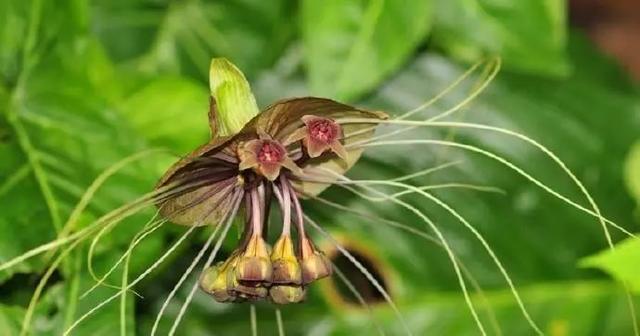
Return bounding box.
[238,137,301,181]
[286,115,347,160]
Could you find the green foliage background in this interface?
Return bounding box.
[1,0,639,335]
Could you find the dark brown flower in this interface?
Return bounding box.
[238,137,301,181]
[156,97,386,304]
[286,115,347,160]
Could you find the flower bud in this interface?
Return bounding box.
[228,270,269,301]
[235,234,273,284]
[300,237,332,284]
[269,285,305,304]
[270,234,302,284]
[199,261,234,303]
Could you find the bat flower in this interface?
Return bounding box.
[7,57,620,335]
[155,60,387,305]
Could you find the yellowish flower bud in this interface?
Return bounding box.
[235,234,273,283]
[199,261,234,303]
[269,285,305,304]
[271,234,302,284]
[300,237,332,284]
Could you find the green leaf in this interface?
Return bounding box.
[120,75,210,153]
[0,304,23,335]
[92,0,294,80]
[0,0,88,85]
[624,141,640,205]
[432,0,569,76]
[580,238,640,293]
[0,26,163,300]
[209,58,260,137]
[301,0,432,101]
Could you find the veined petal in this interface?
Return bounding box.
[259,163,283,182]
[283,127,308,146]
[304,137,330,158]
[281,156,304,176]
[155,136,242,226]
[328,140,348,161]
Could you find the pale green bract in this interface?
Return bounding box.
[624,140,640,207]
[581,137,640,295]
[209,58,261,136]
[580,237,640,294]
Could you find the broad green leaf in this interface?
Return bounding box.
[0,6,169,333]
[580,237,640,293]
[301,0,432,101]
[0,0,102,283]
[209,58,260,136]
[120,75,210,152]
[432,0,569,76]
[92,0,294,80]
[0,304,23,335]
[0,0,88,85]
[625,141,640,205]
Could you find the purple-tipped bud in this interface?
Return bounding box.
[235,234,273,284]
[300,236,332,284]
[269,285,306,304]
[270,234,302,284]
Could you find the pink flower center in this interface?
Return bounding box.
[308,119,338,144]
[258,140,285,164]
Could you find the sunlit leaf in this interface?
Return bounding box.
[301,0,433,101]
[624,140,640,206]
[432,0,569,76]
[0,304,23,335]
[580,238,640,293]
[120,75,210,152]
[0,5,168,331]
[93,0,294,80]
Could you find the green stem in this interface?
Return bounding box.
[63,252,81,331]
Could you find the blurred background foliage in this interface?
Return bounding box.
[1,0,640,335]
